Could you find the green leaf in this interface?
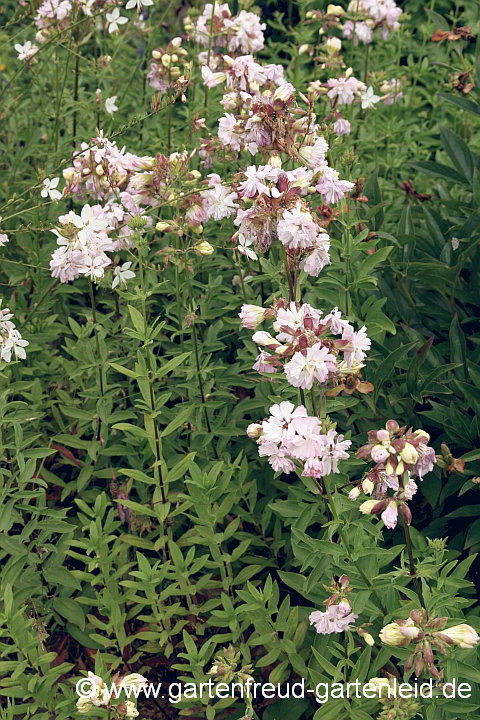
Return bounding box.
[53,598,85,630]
[440,127,473,183]
[108,362,138,379]
[356,247,393,281]
[373,341,418,402]
[449,314,467,381]
[156,352,192,379]
[161,405,193,437]
[411,160,470,185]
[128,305,146,336]
[437,92,480,117]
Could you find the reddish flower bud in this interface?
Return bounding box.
[400,503,412,525]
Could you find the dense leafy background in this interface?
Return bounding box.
[0,0,480,719]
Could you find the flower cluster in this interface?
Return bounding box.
[185,3,266,57]
[247,401,351,478]
[240,301,371,392]
[34,0,121,44]
[380,609,479,679]
[63,131,155,202]
[309,576,362,635]
[348,420,437,530]
[344,0,403,45]
[148,37,189,93]
[49,203,140,285]
[0,302,28,363]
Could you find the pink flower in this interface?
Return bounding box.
[239,304,267,329]
[316,168,355,204]
[309,604,358,634]
[258,442,296,473]
[277,204,319,250]
[237,165,272,198]
[218,113,242,151]
[333,118,351,135]
[284,344,337,389]
[204,184,238,220]
[381,500,398,529]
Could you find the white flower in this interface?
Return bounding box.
[41,177,62,201]
[105,96,118,114]
[125,0,153,10]
[112,262,135,289]
[0,234,9,246]
[361,86,381,109]
[237,234,258,260]
[15,41,38,61]
[106,7,128,32]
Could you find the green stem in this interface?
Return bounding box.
[88,281,105,442]
[323,475,389,616]
[137,254,167,507]
[401,472,425,607]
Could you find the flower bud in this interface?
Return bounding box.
[194,240,214,256]
[298,44,310,55]
[400,443,418,465]
[63,168,74,183]
[380,621,417,647]
[413,429,430,442]
[95,165,104,176]
[377,429,390,442]
[325,37,342,54]
[359,499,386,516]
[273,83,295,103]
[247,423,263,439]
[161,54,171,67]
[239,304,267,329]
[269,154,282,168]
[386,419,399,433]
[152,50,161,59]
[434,624,480,649]
[327,4,345,15]
[156,221,171,232]
[348,486,361,500]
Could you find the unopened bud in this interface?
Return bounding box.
[156,221,171,232]
[327,4,345,15]
[194,240,214,256]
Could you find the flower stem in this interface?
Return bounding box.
[323,475,389,616]
[88,281,105,442]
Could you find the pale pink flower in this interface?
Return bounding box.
[277,204,319,250]
[342,324,371,366]
[284,343,337,389]
[316,167,355,204]
[333,118,351,135]
[381,500,398,529]
[309,604,358,634]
